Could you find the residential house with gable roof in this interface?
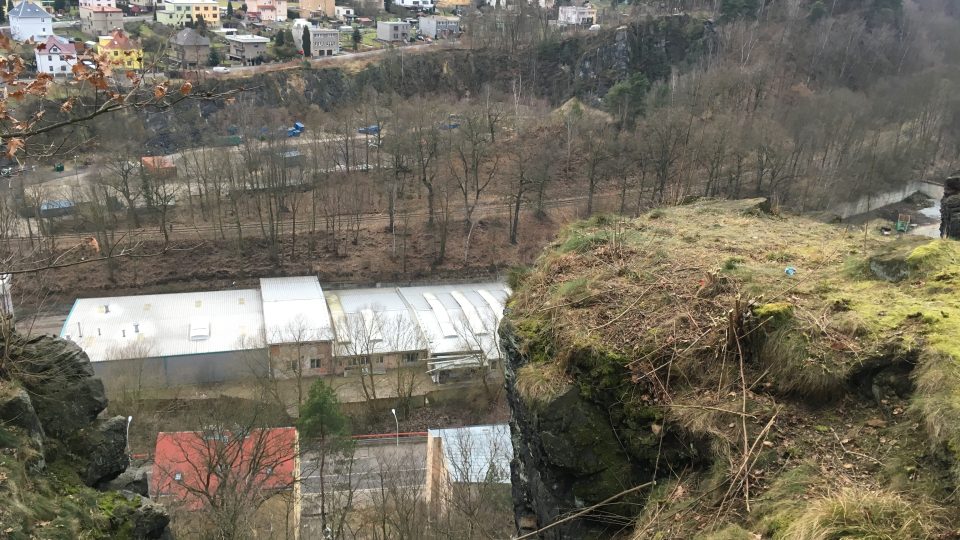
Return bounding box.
[97,29,143,70]
[244,0,287,21]
[80,4,123,36]
[9,1,52,43]
[170,27,211,67]
[35,35,77,77]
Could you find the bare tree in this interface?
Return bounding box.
[151,399,304,540]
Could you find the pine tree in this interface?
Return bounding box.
[351,27,361,51]
[301,25,310,57]
[226,0,233,18]
[275,30,285,45]
[0,1,6,24]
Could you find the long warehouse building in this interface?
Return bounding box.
[59,278,510,390]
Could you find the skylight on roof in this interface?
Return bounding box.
[424,293,457,338]
[451,291,486,335]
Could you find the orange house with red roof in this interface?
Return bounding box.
[151,427,301,536]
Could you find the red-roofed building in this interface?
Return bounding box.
[97,29,143,70]
[140,155,178,178]
[152,427,301,536]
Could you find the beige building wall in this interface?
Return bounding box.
[269,341,334,376]
[424,433,448,517]
[299,0,333,16]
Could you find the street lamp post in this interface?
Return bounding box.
[125,415,133,457]
[390,408,398,447]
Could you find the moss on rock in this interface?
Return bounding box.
[505,199,960,538]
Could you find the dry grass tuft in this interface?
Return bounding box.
[515,361,571,410]
[783,488,943,540]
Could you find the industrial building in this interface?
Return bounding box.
[425,424,512,516]
[61,289,267,390]
[261,277,335,376]
[60,279,510,390]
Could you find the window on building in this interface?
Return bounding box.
[376,356,384,364]
[309,358,322,369]
[48,66,53,71]
[174,472,183,481]
[60,65,66,71]
[288,359,299,372]
[403,353,419,364]
[47,55,52,60]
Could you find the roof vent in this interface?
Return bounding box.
[189,319,211,341]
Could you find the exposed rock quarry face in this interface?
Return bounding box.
[942,175,960,239]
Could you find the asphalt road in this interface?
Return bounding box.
[301,438,427,495]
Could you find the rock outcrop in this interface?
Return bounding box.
[106,465,151,497]
[70,415,131,487]
[941,174,960,239]
[12,334,108,438]
[0,331,169,539]
[504,200,960,538]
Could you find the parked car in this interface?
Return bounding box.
[212,66,231,73]
[357,124,380,135]
[338,25,354,32]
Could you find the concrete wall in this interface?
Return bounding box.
[94,349,270,390]
[828,181,943,219]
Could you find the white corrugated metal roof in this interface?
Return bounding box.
[397,283,510,360]
[60,290,265,362]
[324,287,425,357]
[428,424,512,484]
[260,277,333,344]
[59,279,511,364]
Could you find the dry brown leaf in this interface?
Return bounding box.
[6,138,24,157]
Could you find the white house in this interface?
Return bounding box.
[419,15,458,38]
[393,0,433,11]
[35,35,77,77]
[376,20,410,42]
[10,1,52,43]
[557,3,596,26]
[334,5,352,19]
[291,18,340,56]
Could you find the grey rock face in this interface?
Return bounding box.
[104,465,150,497]
[941,175,960,239]
[76,415,131,487]
[0,384,45,470]
[12,335,107,438]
